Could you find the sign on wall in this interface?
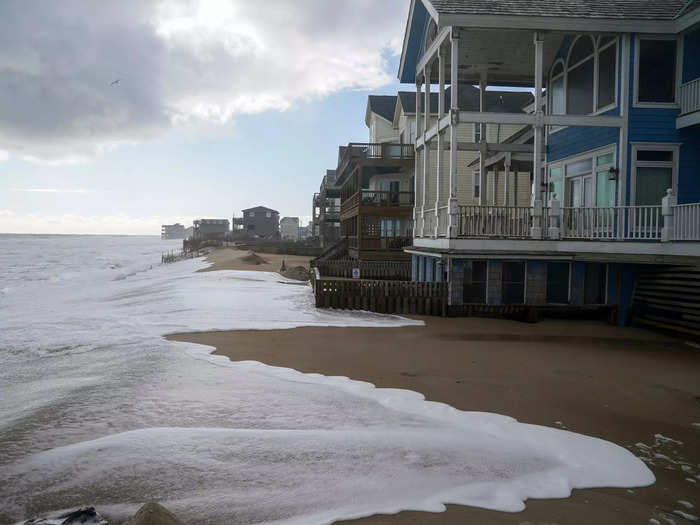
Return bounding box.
[352,267,361,279]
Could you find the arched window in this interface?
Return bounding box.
[549,35,619,119]
[550,60,565,115]
[566,36,595,114]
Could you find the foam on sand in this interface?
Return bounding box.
[0,236,654,525]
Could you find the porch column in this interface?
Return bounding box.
[531,32,544,239]
[478,71,488,205]
[504,153,511,206]
[447,29,460,237]
[422,64,431,236]
[435,48,446,237]
[415,77,423,237]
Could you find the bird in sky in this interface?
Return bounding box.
[110,79,120,86]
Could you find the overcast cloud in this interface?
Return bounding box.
[0,0,407,163]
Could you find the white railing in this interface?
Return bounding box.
[454,205,532,238]
[561,206,662,240]
[422,208,436,237]
[437,206,449,237]
[680,78,700,116]
[673,202,700,240]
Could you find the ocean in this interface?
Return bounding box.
[0,235,653,524]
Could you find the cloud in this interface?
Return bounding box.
[0,0,407,163]
[10,188,94,194]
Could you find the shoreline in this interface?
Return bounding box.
[168,317,700,524]
[197,246,312,277]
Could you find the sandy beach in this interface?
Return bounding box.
[170,301,700,523]
[199,246,312,275]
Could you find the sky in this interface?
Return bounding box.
[0,0,410,234]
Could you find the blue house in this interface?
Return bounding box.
[399,0,700,332]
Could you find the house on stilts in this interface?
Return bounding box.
[399,0,700,333]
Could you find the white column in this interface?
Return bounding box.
[435,49,445,237]
[415,78,423,237]
[531,32,544,239]
[447,30,460,237]
[422,65,431,237]
[478,71,487,205]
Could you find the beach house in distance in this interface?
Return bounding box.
[398,0,700,332]
[242,206,280,238]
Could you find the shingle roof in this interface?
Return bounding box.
[242,206,279,213]
[398,86,533,114]
[427,0,694,21]
[367,95,398,122]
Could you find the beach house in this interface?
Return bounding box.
[192,219,229,241]
[280,217,300,241]
[334,95,415,264]
[399,0,700,331]
[312,170,341,248]
[242,206,279,238]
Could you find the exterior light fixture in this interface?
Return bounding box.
[608,167,619,181]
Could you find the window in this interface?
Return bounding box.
[502,262,525,304]
[463,260,487,304]
[584,264,607,305]
[597,41,616,110]
[473,170,480,199]
[474,123,481,142]
[637,39,677,104]
[549,166,563,201]
[546,262,570,304]
[567,36,595,115]
[632,145,677,205]
[266,211,271,218]
[549,35,618,122]
[380,218,400,237]
[249,211,255,217]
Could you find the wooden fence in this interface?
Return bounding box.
[313,259,412,280]
[313,277,447,316]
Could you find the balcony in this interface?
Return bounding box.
[677,78,700,128]
[337,142,414,179]
[347,235,413,252]
[341,190,415,215]
[414,200,700,242]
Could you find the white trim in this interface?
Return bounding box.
[633,35,682,108]
[629,142,680,205]
[439,13,677,34]
[619,33,630,207]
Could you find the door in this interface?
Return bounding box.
[389,180,400,205]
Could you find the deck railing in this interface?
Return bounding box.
[346,235,412,252]
[413,194,698,242]
[454,205,532,238]
[359,190,414,207]
[437,206,449,237]
[673,202,700,240]
[423,208,436,236]
[561,205,662,240]
[680,78,700,116]
[337,142,414,178]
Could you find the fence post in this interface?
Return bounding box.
[661,188,676,242]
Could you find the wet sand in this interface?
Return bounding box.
[169,317,700,524]
[199,247,312,275]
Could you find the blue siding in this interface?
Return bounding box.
[411,255,417,281]
[628,108,681,142]
[547,127,618,163]
[399,1,429,83]
[425,257,434,282]
[683,30,700,83]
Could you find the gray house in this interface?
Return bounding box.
[242,206,279,238]
[192,219,229,240]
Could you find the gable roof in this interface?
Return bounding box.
[242,206,279,214]
[366,95,398,125]
[426,0,693,21]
